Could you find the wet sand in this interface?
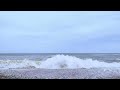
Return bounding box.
[1,68,120,79]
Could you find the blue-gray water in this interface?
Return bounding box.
[0,53,120,63]
[1,53,120,78]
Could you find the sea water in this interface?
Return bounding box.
[0,53,120,69]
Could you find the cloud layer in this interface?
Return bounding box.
[0,11,120,53]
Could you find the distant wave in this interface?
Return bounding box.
[0,55,120,69]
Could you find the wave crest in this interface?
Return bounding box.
[0,55,120,69]
[39,55,120,69]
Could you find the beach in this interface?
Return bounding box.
[1,68,120,79]
[1,54,120,79]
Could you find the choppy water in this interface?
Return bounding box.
[0,53,120,69]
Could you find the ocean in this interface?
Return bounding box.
[0,53,120,69]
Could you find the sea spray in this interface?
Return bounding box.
[39,55,120,69]
[0,55,120,69]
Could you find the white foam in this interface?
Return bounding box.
[1,55,120,69]
[39,55,120,69]
[0,59,41,69]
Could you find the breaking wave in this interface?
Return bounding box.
[1,55,120,69]
[0,59,41,69]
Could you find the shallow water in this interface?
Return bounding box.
[0,53,120,69]
[1,68,120,79]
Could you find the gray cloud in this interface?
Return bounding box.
[0,11,120,53]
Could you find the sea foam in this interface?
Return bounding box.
[39,55,120,69]
[0,55,120,69]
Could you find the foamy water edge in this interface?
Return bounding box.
[0,55,120,69]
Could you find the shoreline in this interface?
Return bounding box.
[0,74,11,79]
[1,68,120,79]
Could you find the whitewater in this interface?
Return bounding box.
[0,55,120,69]
[1,54,120,79]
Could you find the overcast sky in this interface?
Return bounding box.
[0,11,120,53]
